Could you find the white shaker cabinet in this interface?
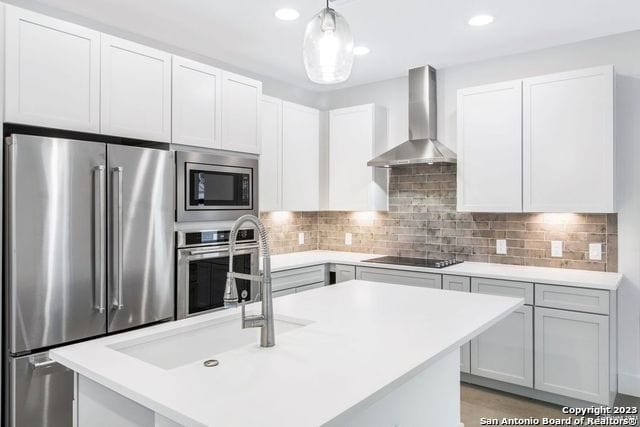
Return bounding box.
[221,72,262,154]
[259,96,283,212]
[259,98,320,212]
[523,66,615,212]
[172,56,222,148]
[4,6,100,132]
[457,81,523,212]
[534,307,610,404]
[329,104,388,211]
[101,35,172,142]
[470,305,533,387]
[282,101,320,211]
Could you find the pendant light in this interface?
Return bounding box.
[303,0,354,84]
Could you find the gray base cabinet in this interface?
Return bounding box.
[534,307,610,404]
[471,305,533,387]
[443,275,471,373]
[334,264,356,283]
[356,266,442,289]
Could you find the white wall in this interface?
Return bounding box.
[320,30,640,397]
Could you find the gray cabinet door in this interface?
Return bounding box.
[443,275,471,373]
[335,264,356,283]
[10,352,73,427]
[534,307,609,404]
[7,135,107,353]
[107,145,174,332]
[356,266,442,289]
[471,305,533,387]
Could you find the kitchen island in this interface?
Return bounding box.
[51,280,523,427]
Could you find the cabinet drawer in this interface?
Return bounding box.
[471,277,533,305]
[334,264,356,284]
[443,275,471,292]
[356,267,442,289]
[271,265,326,291]
[535,284,609,315]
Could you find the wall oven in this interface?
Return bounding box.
[176,228,259,319]
[176,151,258,222]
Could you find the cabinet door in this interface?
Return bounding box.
[335,264,356,283]
[172,56,221,148]
[534,307,609,404]
[471,305,533,387]
[356,267,442,289]
[259,96,282,212]
[282,101,320,211]
[221,71,262,154]
[443,275,471,373]
[457,81,522,212]
[101,35,171,142]
[329,104,387,211]
[5,6,100,132]
[523,66,614,212]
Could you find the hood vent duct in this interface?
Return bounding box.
[367,65,457,167]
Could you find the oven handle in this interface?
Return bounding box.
[188,244,259,256]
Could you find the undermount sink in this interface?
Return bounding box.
[110,314,310,370]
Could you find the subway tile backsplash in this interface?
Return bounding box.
[261,164,617,272]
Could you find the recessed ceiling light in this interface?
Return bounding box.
[468,14,494,27]
[275,8,300,21]
[354,46,370,56]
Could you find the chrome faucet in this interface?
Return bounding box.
[224,214,275,347]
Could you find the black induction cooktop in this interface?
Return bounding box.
[363,256,462,269]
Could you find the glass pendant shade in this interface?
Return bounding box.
[303,7,354,84]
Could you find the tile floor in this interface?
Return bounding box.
[461,383,640,427]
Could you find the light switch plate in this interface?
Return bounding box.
[589,243,602,261]
[496,239,507,255]
[551,241,563,258]
[298,232,304,245]
[345,232,353,245]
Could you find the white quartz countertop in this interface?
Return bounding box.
[50,281,522,427]
[269,250,622,291]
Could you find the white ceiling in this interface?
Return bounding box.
[13,0,640,91]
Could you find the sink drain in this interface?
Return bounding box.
[203,359,219,367]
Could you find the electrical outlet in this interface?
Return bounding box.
[551,241,563,258]
[298,232,304,245]
[345,232,353,245]
[589,243,602,261]
[496,239,507,255]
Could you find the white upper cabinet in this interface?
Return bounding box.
[457,65,615,213]
[329,104,388,211]
[523,66,615,212]
[172,56,222,148]
[221,72,262,154]
[101,35,172,142]
[282,101,320,211]
[4,6,100,132]
[260,96,283,212]
[457,81,523,212]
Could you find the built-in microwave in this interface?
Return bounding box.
[176,151,258,222]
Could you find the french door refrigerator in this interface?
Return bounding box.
[4,134,174,427]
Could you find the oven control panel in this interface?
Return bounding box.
[184,229,255,246]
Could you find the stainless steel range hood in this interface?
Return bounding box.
[368,66,457,167]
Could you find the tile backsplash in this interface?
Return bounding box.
[261,164,617,272]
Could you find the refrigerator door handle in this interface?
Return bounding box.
[112,166,124,310]
[29,357,57,369]
[94,166,106,313]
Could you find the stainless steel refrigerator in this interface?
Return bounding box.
[3,134,175,426]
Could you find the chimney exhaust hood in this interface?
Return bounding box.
[367,66,456,167]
